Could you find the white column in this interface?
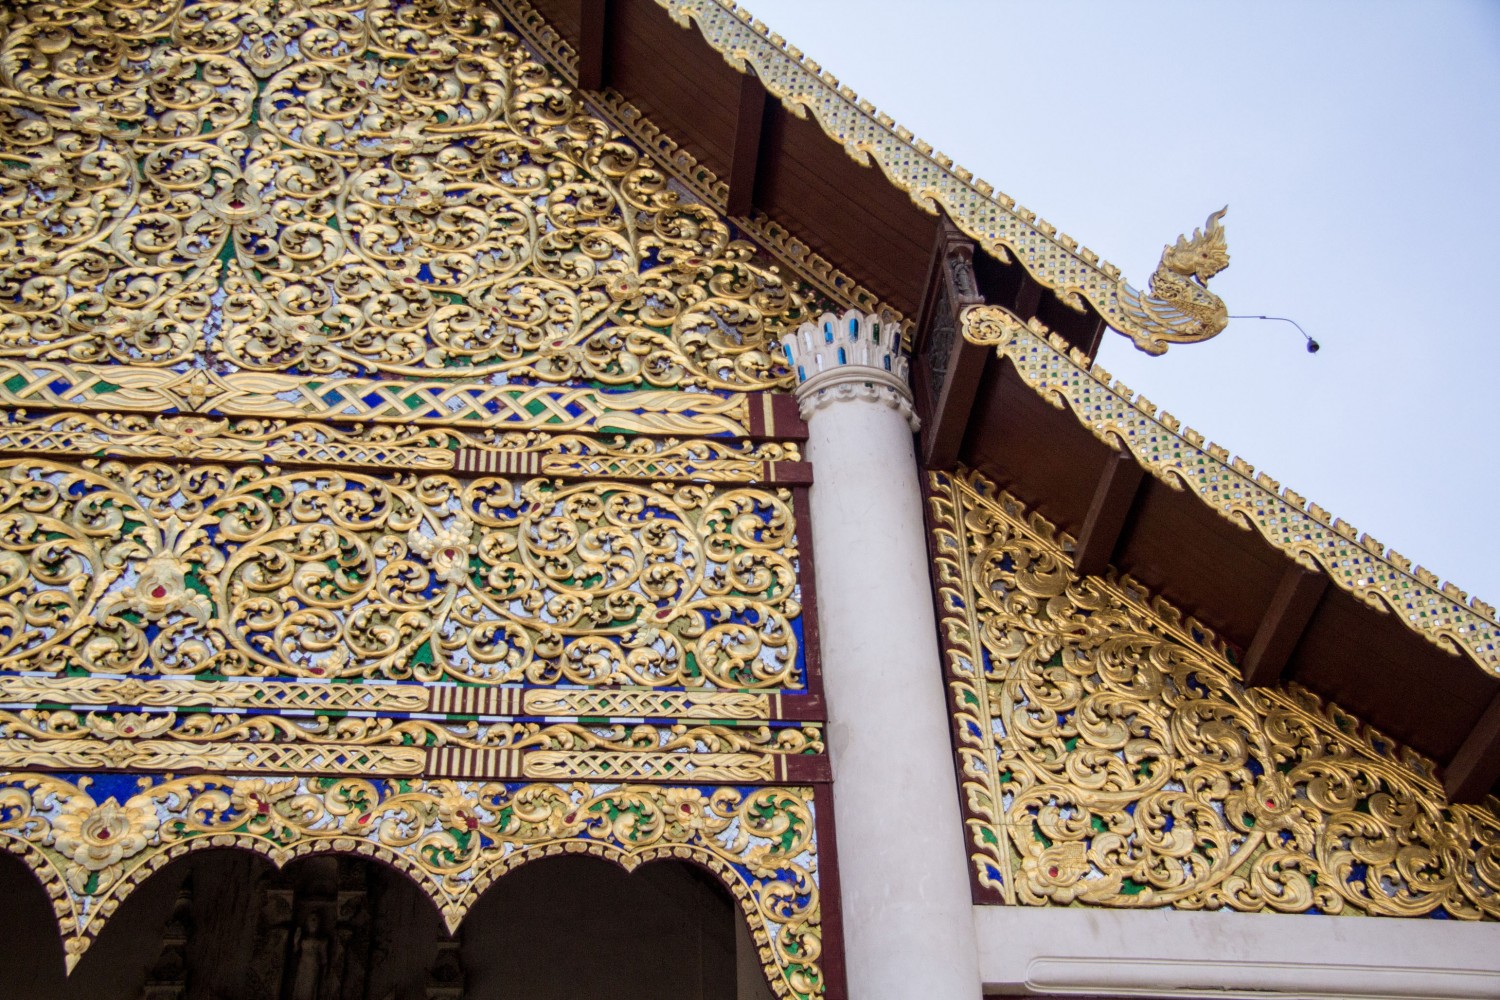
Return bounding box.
[786,311,982,1000]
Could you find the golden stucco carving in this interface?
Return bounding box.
[0,409,800,479]
[0,458,805,689]
[928,466,1500,918]
[0,0,822,391]
[960,303,1500,675]
[0,773,824,996]
[0,5,830,996]
[0,708,822,782]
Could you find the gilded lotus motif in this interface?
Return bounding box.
[407,513,477,587]
[96,513,217,626]
[1022,842,1091,903]
[51,793,159,890]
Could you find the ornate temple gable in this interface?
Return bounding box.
[927,466,1500,919]
[529,0,1231,354]
[0,7,838,994]
[0,0,826,396]
[961,305,1500,678]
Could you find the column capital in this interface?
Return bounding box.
[783,309,919,430]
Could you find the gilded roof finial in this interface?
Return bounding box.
[1116,207,1232,354]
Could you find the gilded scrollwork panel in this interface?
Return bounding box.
[0,772,825,997]
[0,2,833,993]
[0,458,807,691]
[0,708,824,783]
[0,0,828,393]
[929,467,1500,919]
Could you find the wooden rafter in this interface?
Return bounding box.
[1072,452,1146,579]
[1241,565,1327,687]
[726,71,768,217]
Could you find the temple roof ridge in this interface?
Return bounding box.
[712,2,1107,268]
[657,0,1231,353]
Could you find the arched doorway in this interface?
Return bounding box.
[0,849,444,1000]
[457,854,774,1000]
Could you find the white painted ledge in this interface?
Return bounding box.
[974,905,1500,998]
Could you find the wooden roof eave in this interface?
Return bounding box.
[958,306,1500,801]
[499,0,1111,348]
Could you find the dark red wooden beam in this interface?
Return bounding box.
[726,72,767,217]
[1240,565,1327,687]
[1072,452,1145,579]
[1445,690,1500,804]
[915,217,986,467]
[576,0,609,91]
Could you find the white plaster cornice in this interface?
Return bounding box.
[783,309,919,430]
[793,365,918,430]
[974,905,1500,999]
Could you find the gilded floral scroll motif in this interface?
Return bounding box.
[0,773,824,996]
[928,467,1500,918]
[0,459,804,690]
[0,0,821,391]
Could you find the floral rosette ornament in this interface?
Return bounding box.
[48,789,159,893]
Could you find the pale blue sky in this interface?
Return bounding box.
[745,0,1500,603]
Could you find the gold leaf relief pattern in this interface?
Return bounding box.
[0,458,803,689]
[0,409,799,478]
[0,0,819,390]
[929,467,1500,919]
[0,708,822,757]
[0,773,824,997]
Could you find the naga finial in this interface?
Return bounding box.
[1159,206,1230,285]
[1115,207,1232,354]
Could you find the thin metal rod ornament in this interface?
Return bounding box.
[1230,314,1321,353]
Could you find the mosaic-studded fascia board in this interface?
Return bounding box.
[0,361,786,438]
[636,0,1231,354]
[961,304,1500,676]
